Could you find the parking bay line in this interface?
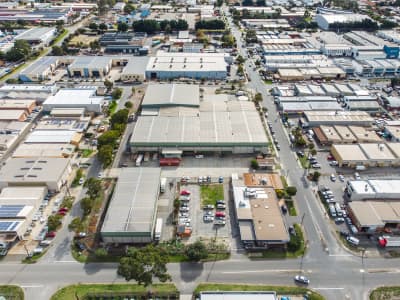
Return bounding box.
[314,287,345,290]
[222,269,300,274]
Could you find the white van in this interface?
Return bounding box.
[346,236,360,246]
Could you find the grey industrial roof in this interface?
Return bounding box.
[68,56,111,69]
[142,84,199,108]
[122,56,150,75]
[0,157,70,184]
[16,27,55,42]
[131,110,268,147]
[101,168,160,235]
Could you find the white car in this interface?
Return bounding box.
[79,177,84,185]
[338,174,345,182]
[329,160,339,166]
[330,174,336,182]
[354,172,361,180]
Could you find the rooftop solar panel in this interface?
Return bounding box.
[0,205,25,218]
[0,221,20,231]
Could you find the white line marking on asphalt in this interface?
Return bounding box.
[222,269,299,274]
[21,285,44,288]
[54,260,77,263]
[314,287,344,290]
[329,254,352,257]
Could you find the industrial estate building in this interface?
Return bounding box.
[15,27,56,47]
[346,179,400,201]
[232,173,289,249]
[145,52,230,80]
[0,157,71,192]
[101,168,161,244]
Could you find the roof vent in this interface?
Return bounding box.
[264,205,269,209]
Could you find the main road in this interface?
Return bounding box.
[0,9,398,300]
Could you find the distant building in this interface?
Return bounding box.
[15,27,56,47]
[315,12,371,30]
[145,51,229,80]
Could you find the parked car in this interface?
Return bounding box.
[330,174,336,182]
[203,204,215,210]
[296,151,304,157]
[46,231,56,238]
[203,215,214,222]
[218,176,224,183]
[214,220,226,225]
[338,174,345,182]
[354,172,361,180]
[217,204,226,209]
[215,211,225,217]
[180,207,189,212]
[311,163,321,169]
[335,217,345,224]
[329,161,339,166]
[79,177,84,185]
[216,200,225,205]
[180,190,191,196]
[294,275,310,285]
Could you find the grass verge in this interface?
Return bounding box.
[194,283,324,300]
[286,200,297,216]
[52,29,69,45]
[51,283,178,300]
[299,156,310,169]
[370,286,400,300]
[0,285,24,300]
[82,149,94,158]
[201,184,224,206]
[109,100,117,115]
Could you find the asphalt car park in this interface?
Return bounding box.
[179,179,231,243]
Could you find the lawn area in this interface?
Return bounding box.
[264,79,273,84]
[298,155,310,169]
[0,285,24,299]
[81,149,94,158]
[200,184,224,206]
[108,100,117,115]
[194,283,324,300]
[370,286,400,300]
[51,283,179,300]
[286,200,297,216]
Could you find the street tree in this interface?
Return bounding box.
[51,45,64,56]
[6,40,31,61]
[118,22,128,32]
[104,79,113,91]
[98,144,114,168]
[124,3,135,14]
[112,87,123,100]
[99,23,108,32]
[118,245,171,286]
[185,240,208,261]
[97,130,120,148]
[124,101,133,109]
[89,22,98,31]
[47,215,62,231]
[111,108,129,128]
[80,197,94,216]
[84,178,102,199]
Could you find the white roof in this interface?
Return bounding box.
[25,130,76,143]
[44,88,103,105]
[142,84,199,108]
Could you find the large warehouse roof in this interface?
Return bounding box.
[101,168,160,241]
[16,27,55,42]
[25,130,78,144]
[349,201,400,227]
[68,56,111,69]
[131,110,267,147]
[0,157,70,184]
[44,88,102,105]
[142,84,199,108]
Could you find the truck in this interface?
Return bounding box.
[160,177,167,193]
[159,158,181,167]
[379,236,400,247]
[154,218,163,241]
[135,154,144,167]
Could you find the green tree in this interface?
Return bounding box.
[112,87,123,100]
[51,45,64,56]
[89,40,101,51]
[99,23,108,31]
[80,197,94,216]
[237,64,244,75]
[311,171,321,182]
[125,101,133,109]
[69,217,84,233]
[132,20,160,34]
[118,22,129,32]
[97,130,120,148]
[236,55,245,64]
[5,40,31,61]
[85,178,102,199]
[185,240,208,261]
[98,144,114,167]
[89,22,98,31]
[250,159,259,169]
[287,232,301,252]
[195,19,225,30]
[104,79,113,91]
[254,93,263,102]
[47,215,62,231]
[118,245,171,286]
[285,186,297,196]
[221,33,235,47]
[111,109,129,128]
[95,247,108,257]
[124,3,135,14]
[245,29,257,43]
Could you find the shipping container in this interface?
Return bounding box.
[159,158,181,166]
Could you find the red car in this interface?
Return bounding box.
[59,207,68,212]
[57,211,66,216]
[215,212,225,217]
[180,190,191,196]
[327,154,334,161]
[46,231,56,238]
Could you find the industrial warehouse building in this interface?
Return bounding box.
[348,201,400,233]
[101,168,161,244]
[0,187,47,242]
[15,27,56,47]
[145,52,230,80]
[331,143,400,167]
[130,98,269,154]
[232,174,289,249]
[304,111,374,126]
[0,157,71,192]
[43,88,104,113]
[346,179,400,201]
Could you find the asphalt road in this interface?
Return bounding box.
[1,9,399,300]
